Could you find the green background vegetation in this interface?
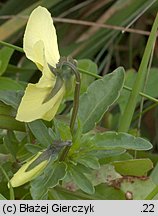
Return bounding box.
[0,0,158,200]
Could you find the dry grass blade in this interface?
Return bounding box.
[77,0,133,42]
[53,17,152,36]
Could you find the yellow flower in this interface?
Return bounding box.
[16,6,65,122]
[8,152,48,188]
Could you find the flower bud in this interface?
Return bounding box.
[8,152,48,188]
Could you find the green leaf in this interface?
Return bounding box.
[0,114,25,131]
[0,77,24,90]
[0,47,14,75]
[112,159,153,176]
[92,131,152,150]
[86,164,121,186]
[71,132,126,159]
[0,90,23,109]
[93,184,125,200]
[90,149,126,159]
[0,92,25,132]
[102,152,133,164]
[3,131,19,158]
[49,184,125,200]
[0,193,7,200]
[150,162,158,184]
[78,59,98,93]
[48,187,90,200]
[0,102,13,115]
[30,162,67,199]
[25,143,43,154]
[69,164,95,194]
[77,155,100,170]
[54,119,72,141]
[120,177,156,200]
[145,185,158,200]
[0,154,11,164]
[78,67,125,133]
[28,120,53,148]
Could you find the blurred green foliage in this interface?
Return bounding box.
[0,0,158,200]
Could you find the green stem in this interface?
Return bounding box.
[0,165,14,200]
[137,38,156,135]
[123,86,158,103]
[145,185,158,200]
[0,40,24,53]
[59,62,81,161]
[62,62,81,134]
[133,102,158,122]
[118,13,158,132]
[70,72,80,133]
[78,68,101,79]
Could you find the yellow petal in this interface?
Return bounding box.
[37,59,56,87]
[8,152,48,188]
[16,80,65,122]
[24,6,60,68]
